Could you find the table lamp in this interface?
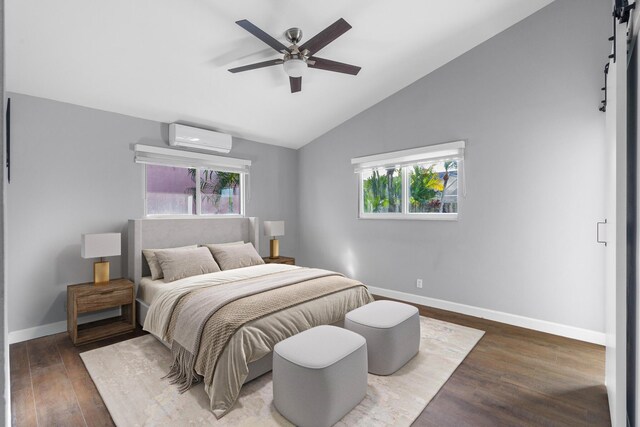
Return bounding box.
[81,233,121,284]
[263,221,284,259]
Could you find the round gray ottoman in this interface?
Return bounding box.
[273,325,368,427]
[345,300,420,375]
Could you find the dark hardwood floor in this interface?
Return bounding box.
[10,298,610,427]
[405,300,610,426]
[10,328,147,427]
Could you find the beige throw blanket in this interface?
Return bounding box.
[166,268,341,392]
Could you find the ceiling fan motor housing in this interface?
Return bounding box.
[285,27,303,45]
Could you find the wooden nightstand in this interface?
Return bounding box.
[262,256,295,265]
[67,278,136,345]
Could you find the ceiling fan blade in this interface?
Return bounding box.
[308,57,361,75]
[290,76,302,93]
[299,18,352,55]
[228,59,283,73]
[236,19,290,54]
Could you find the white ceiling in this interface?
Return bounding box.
[7,0,553,149]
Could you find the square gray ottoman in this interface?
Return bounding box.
[273,325,368,427]
[345,300,420,375]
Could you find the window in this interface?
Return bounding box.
[353,141,464,220]
[362,167,403,213]
[134,144,250,217]
[146,164,196,215]
[408,161,458,213]
[200,169,242,215]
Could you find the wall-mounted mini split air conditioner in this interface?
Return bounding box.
[169,123,232,154]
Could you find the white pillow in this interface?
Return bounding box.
[142,245,197,280]
[206,242,265,271]
[155,247,221,282]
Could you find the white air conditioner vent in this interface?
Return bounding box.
[169,123,232,153]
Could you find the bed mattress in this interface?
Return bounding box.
[137,276,172,305]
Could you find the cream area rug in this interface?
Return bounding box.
[81,317,484,427]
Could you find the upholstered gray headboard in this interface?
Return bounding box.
[128,217,258,286]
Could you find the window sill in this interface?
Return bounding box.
[358,213,458,221]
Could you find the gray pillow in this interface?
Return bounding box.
[202,240,244,250]
[142,245,198,280]
[207,242,265,271]
[155,247,221,282]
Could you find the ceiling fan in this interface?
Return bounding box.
[228,18,361,93]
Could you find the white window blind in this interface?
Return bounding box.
[351,140,465,172]
[134,144,251,174]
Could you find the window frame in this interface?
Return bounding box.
[143,165,246,218]
[135,144,250,219]
[353,141,465,221]
[357,163,460,221]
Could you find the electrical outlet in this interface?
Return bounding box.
[416,279,423,289]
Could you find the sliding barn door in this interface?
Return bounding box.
[605,17,628,427]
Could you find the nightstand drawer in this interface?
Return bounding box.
[76,288,132,313]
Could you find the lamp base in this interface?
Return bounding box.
[269,239,280,259]
[94,261,110,284]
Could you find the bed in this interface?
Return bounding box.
[127,217,373,418]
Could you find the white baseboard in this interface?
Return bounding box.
[367,286,606,346]
[8,309,120,344]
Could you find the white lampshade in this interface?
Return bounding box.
[283,58,307,78]
[81,233,121,259]
[263,221,285,238]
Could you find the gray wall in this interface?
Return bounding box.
[6,93,297,332]
[297,0,610,332]
[232,137,298,258]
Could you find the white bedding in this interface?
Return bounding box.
[137,264,288,305]
[138,276,172,305]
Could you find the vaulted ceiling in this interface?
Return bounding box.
[7,0,553,149]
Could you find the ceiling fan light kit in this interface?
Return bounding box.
[229,18,361,93]
[283,58,307,78]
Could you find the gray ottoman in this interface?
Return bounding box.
[345,300,420,375]
[273,325,368,427]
